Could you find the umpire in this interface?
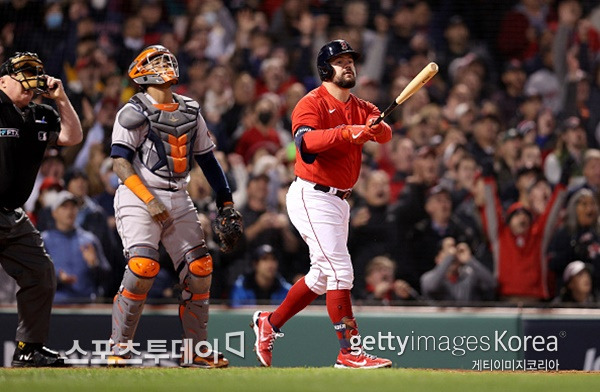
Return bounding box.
[0,52,82,367]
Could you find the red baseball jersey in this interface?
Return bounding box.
[292,85,381,189]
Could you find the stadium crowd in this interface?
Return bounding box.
[1,0,600,307]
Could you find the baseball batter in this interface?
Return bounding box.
[251,40,393,369]
[109,45,240,368]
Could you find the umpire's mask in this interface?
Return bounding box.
[0,52,49,94]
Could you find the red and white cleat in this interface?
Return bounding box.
[250,311,284,367]
[334,349,392,369]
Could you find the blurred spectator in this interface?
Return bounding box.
[403,184,476,292]
[553,260,597,305]
[467,113,502,166]
[532,109,559,155]
[388,137,415,202]
[544,116,587,185]
[217,72,256,152]
[517,90,544,123]
[139,0,170,45]
[28,176,62,227]
[589,57,600,148]
[37,168,116,279]
[233,28,273,79]
[525,176,553,217]
[475,162,568,302]
[67,55,103,133]
[115,16,146,72]
[203,64,234,127]
[492,60,527,126]
[93,157,118,225]
[73,97,120,170]
[348,170,396,294]
[438,15,492,87]
[234,173,299,282]
[496,128,524,196]
[42,191,111,303]
[281,82,306,134]
[25,151,66,213]
[517,142,543,169]
[497,0,555,63]
[234,94,283,163]
[500,164,543,210]
[255,55,298,98]
[391,146,439,269]
[549,188,600,292]
[230,244,291,308]
[383,3,416,83]
[421,238,496,302]
[524,46,562,114]
[567,148,600,206]
[359,256,418,304]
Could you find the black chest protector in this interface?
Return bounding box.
[131,92,199,179]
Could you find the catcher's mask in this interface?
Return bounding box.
[0,52,49,94]
[128,45,179,86]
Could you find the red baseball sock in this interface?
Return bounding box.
[327,289,358,353]
[269,277,318,329]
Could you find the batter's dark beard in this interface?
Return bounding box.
[334,74,356,89]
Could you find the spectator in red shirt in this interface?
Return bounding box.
[234,95,283,164]
[475,160,569,302]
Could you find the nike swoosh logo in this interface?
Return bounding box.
[347,359,367,366]
[352,131,364,139]
[329,109,336,113]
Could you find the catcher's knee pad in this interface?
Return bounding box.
[122,247,161,295]
[111,246,160,347]
[180,245,212,294]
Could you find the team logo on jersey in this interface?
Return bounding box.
[0,128,19,138]
[38,131,47,141]
[168,113,179,123]
[35,116,47,124]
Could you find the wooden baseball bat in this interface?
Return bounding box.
[371,62,439,126]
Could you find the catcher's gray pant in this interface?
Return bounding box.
[112,186,212,353]
[0,208,56,343]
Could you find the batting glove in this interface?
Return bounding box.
[366,117,384,134]
[340,125,372,145]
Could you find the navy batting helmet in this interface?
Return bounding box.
[316,40,360,81]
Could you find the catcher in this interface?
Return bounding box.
[109,45,242,368]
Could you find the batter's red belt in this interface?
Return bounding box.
[295,177,352,200]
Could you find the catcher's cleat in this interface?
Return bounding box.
[181,349,229,369]
[107,355,132,367]
[250,311,284,367]
[11,342,69,368]
[334,349,392,369]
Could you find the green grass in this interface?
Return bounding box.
[1,367,599,392]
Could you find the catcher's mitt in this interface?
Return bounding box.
[212,205,243,253]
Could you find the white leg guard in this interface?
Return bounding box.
[110,246,160,354]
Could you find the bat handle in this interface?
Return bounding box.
[370,116,384,127]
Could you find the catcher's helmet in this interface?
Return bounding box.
[0,52,48,93]
[128,45,179,86]
[316,39,360,81]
